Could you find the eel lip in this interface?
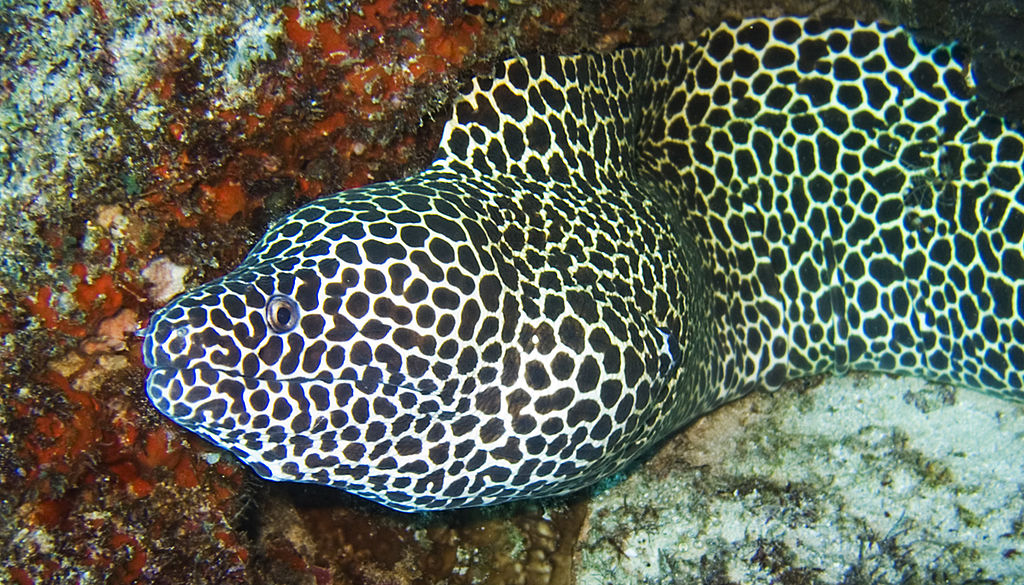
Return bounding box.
[144,366,444,418]
[143,366,417,395]
[145,366,327,389]
[140,329,160,369]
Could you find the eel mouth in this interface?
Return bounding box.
[143,365,438,432]
[145,364,422,393]
[144,366,331,422]
[145,365,330,390]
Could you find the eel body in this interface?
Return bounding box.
[143,18,1024,511]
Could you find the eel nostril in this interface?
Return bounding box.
[168,326,188,353]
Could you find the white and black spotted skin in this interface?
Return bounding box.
[143,17,1024,511]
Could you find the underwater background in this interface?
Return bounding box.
[1,0,1023,583]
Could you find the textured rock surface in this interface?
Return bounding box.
[7,0,1024,582]
[875,0,1024,121]
[576,374,1024,584]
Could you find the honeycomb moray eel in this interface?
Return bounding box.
[143,17,1024,512]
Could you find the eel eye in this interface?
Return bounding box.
[266,295,299,333]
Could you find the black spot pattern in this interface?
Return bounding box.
[144,18,1024,513]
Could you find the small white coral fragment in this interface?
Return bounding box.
[80,308,139,354]
[142,256,189,304]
